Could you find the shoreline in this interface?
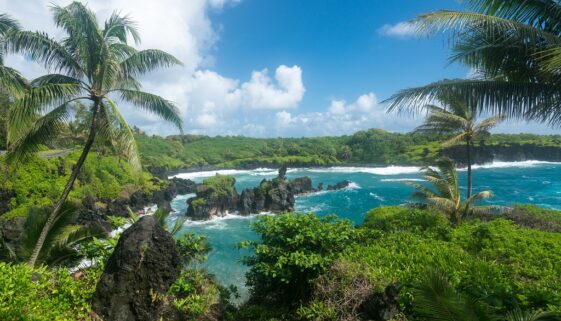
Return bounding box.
[165,159,561,179]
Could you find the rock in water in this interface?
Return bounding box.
[290,177,313,194]
[92,216,181,321]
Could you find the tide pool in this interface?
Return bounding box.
[166,161,561,299]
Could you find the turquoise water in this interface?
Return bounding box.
[166,161,561,298]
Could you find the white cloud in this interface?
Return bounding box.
[267,93,420,137]
[241,65,305,110]
[378,21,417,38]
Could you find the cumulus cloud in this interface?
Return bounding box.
[378,21,418,38]
[241,65,305,110]
[268,93,420,137]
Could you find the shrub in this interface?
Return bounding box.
[363,206,451,239]
[239,213,358,306]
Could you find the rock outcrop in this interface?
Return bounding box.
[186,167,355,220]
[187,175,238,220]
[92,216,181,321]
[327,180,351,191]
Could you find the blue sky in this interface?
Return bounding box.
[2,0,557,136]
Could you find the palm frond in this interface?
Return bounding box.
[417,10,561,46]
[412,269,480,321]
[5,30,83,77]
[6,103,70,163]
[506,309,561,321]
[441,133,468,147]
[120,49,182,78]
[0,13,20,35]
[98,98,141,170]
[473,115,505,134]
[103,11,141,45]
[117,89,182,131]
[170,217,186,236]
[385,79,561,124]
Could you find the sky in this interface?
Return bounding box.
[1,0,557,137]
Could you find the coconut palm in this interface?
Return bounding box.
[4,2,183,266]
[407,157,495,224]
[413,269,561,321]
[415,93,504,198]
[386,0,561,128]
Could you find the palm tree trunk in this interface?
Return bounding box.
[466,138,473,199]
[28,102,100,266]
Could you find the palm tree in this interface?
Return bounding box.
[386,0,561,128]
[407,158,495,224]
[415,93,504,198]
[413,269,561,321]
[4,2,183,266]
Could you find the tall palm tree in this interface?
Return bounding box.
[386,0,561,128]
[415,93,504,198]
[407,158,495,224]
[4,2,183,266]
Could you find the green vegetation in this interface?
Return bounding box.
[134,129,561,172]
[0,151,156,219]
[233,207,561,320]
[239,213,359,306]
[0,262,99,320]
[407,157,496,224]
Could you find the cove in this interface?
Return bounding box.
[165,161,561,299]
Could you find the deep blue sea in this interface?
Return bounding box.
[166,161,561,299]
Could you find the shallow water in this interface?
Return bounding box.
[166,161,561,299]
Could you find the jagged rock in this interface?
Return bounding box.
[239,189,255,215]
[316,183,324,191]
[267,179,294,212]
[360,284,401,321]
[168,177,196,196]
[92,216,181,321]
[291,177,313,194]
[278,164,288,180]
[327,180,351,191]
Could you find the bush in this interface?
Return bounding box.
[362,206,451,239]
[239,213,358,306]
[0,263,99,320]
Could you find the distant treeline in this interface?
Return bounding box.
[133,128,561,171]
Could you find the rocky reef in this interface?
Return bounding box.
[186,166,348,221]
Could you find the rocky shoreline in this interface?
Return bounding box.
[185,166,351,221]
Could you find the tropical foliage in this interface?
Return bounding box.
[407,157,496,224]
